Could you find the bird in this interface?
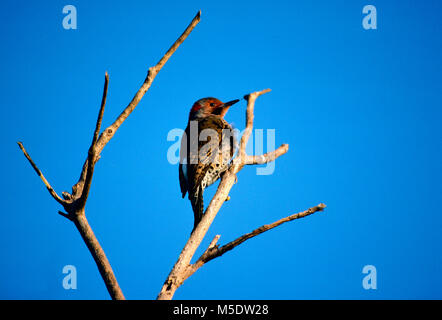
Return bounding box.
[179,97,240,232]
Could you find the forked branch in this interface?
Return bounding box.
[200,204,326,264]
[156,89,323,300]
[71,10,201,202]
[18,11,201,300]
[76,71,109,208]
[182,203,327,280]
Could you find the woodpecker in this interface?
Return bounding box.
[179,97,239,232]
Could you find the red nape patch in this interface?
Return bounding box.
[191,102,202,112]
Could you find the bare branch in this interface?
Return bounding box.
[238,89,272,163]
[17,142,66,206]
[197,234,221,264]
[207,234,221,250]
[77,72,109,208]
[244,143,289,165]
[19,11,202,300]
[157,88,290,300]
[92,71,109,147]
[182,204,326,282]
[70,12,201,203]
[73,212,125,300]
[70,11,201,204]
[71,11,201,202]
[155,10,201,71]
[199,204,326,264]
[94,11,201,156]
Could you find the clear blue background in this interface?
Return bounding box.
[1,0,441,299]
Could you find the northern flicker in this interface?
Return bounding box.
[179,97,239,232]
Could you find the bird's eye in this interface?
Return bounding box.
[210,103,215,107]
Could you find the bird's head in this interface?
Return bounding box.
[188,97,239,120]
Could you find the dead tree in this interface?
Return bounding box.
[18,11,326,300]
[157,89,326,299]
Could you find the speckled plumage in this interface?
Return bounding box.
[179,98,239,232]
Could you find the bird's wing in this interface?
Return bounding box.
[191,116,230,191]
[179,163,187,198]
[179,129,188,198]
[198,116,227,164]
[185,116,235,196]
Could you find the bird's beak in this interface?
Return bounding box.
[219,99,240,109]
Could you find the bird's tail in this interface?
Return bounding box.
[190,187,204,233]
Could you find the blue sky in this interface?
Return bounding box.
[1,0,441,299]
